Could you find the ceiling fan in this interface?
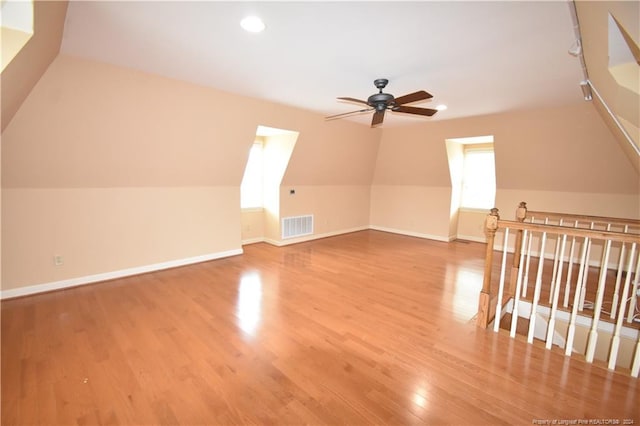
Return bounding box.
[326,78,438,127]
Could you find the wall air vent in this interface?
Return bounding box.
[282,215,313,239]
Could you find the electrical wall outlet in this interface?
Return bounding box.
[54,255,64,266]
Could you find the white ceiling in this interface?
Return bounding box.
[61,1,587,127]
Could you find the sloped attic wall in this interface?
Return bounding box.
[279,119,380,243]
[0,1,68,294]
[371,102,639,241]
[575,1,639,172]
[1,0,68,132]
[1,55,380,293]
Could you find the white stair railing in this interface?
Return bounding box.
[526,209,640,314]
[477,203,640,377]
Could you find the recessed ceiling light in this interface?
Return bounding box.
[436,104,448,111]
[240,16,266,33]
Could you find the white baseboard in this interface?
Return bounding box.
[369,225,450,242]
[455,234,487,243]
[0,249,243,300]
[241,237,265,245]
[3,227,378,299]
[0,227,522,300]
[266,226,370,247]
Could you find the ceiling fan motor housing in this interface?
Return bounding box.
[368,92,395,110]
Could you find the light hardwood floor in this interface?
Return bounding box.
[2,230,638,425]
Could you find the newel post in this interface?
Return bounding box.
[477,208,500,328]
[509,202,528,295]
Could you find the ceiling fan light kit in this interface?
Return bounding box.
[326,78,438,127]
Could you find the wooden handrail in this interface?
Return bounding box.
[497,219,640,244]
[477,202,640,377]
[526,209,640,230]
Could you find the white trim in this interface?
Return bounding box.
[455,234,487,243]
[0,249,243,300]
[241,207,264,213]
[267,226,370,247]
[241,237,265,245]
[0,227,485,300]
[458,207,491,214]
[263,237,282,246]
[368,226,450,242]
[588,80,640,156]
[251,227,478,247]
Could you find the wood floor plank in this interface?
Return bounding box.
[2,230,638,425]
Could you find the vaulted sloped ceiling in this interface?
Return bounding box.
[2,0,638,172]
[575,0,639,172]
[58,1,587,126]
[1,1,68,133]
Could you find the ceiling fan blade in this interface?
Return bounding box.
[371,109,385,127]
[394,90,433,105]
[337,97,369,105]
[393,105,438,117]
[325,108,373,121]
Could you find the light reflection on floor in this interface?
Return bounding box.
[412,386,429,409]
[446,263,483,322]
[236,271,263,335]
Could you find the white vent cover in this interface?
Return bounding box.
[282,215,314,239]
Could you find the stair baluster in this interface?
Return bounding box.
[609,243,637,370]
[565,236,590,357]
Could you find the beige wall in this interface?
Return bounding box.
[370,186,453,240]
[282,121,381,186]
[244,103,379,246]
[2,55,380,292]
[242,185,372,246]
[3,56,256,187]
[240,209,264,244]
[456,210,487,242]
[3,187,240,290]
[455,187,640,244]
[498,189,639,221]
[3,42,638,295]
[370,102,639,241]
[370,122,453,240]
[279,185,371,243]
[1,1,68,293]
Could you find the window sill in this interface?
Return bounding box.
[459,207,493,214]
